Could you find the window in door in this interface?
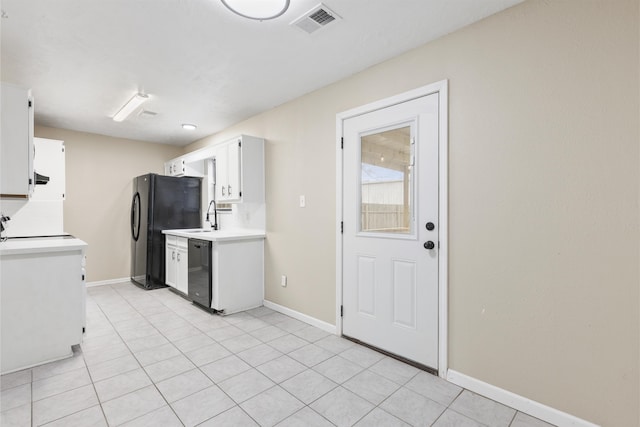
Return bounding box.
[359,124,414,235]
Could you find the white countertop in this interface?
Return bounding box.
[162,228,266,242]
[0,236,88,256]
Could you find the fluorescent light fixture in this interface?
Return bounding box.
[221,0,290,21]
[182,123,197,130]
[113,93,149,122]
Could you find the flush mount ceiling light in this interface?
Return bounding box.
[220,0,290,21]
[113,93,149,122]
[182,123,197,130]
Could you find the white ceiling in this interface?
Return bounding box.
[1,0,522,146]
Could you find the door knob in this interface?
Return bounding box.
[424,241,435,250]
[426,222,435,231]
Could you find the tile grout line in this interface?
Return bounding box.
[106,283,285,426]
[88,286,165,427]
[117,283,342,426]
[13,280,532,427]
[106,283,188,426]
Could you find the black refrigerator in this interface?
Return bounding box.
[131,173,202,289]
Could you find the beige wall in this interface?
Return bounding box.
[186,1,639,425]
[34,126,181,282]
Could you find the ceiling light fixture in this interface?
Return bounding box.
[220,0,290,21]
[113,93,149,122]
[182,124,197,130]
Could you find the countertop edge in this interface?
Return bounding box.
[0,239,88,256]
[162,229,266,242]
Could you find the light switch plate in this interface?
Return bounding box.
[299,195,306,208]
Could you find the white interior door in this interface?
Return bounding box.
[342,93,439,369]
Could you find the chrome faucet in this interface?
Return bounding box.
[0,213,10,242]
[205,200,218,230]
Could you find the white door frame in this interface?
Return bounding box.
[335,80,449,377]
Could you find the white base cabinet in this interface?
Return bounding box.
[163,229,265,315]
[165,235,188,294]
[211,238,264,314]
[0,238,87,374]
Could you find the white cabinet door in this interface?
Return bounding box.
[226,140,241,202]
[32,138,65,201]
[176,246,188,294]
[1,83,34,198]
[215,145,228,201]
[165,246,177,288]
[165,236,188,294]
[165,237,177,288]
[215,139,243,203]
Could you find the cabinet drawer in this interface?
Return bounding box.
[176,236,188,249]
[166,235,177,246]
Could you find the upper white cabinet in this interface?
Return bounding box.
[165,157,205,177]
[215,139,241,202]
[1,82,34,198]
[165,158,185,176]
[215,135,264,204]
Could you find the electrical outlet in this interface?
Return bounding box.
[281,275,287,287]
[299,195,306,208]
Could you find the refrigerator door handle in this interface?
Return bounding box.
[131,192,141,241]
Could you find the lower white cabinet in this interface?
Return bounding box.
[165,235,188,294]
[211,238,263,314]
[0,237,87,374]
[163,230,265,315]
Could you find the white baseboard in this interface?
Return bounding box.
[446,370,600,427]
[86,277,130,287]
[263,300,337,334]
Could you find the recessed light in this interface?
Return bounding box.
[182,124,197,130]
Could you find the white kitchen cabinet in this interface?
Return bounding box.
[211,237,264,314]
[165,158,185,176]
[162,229,265,314]
[5,138,66,237]
[165,235,188,294]
[165,157,205,177]
[1,82,34,198]
[163,229,264,314]
[0,237,87,374]
[176,244,188,294]
[215,135,264,204]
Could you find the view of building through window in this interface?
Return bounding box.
[360,126,412,233]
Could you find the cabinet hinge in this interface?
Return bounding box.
[28,178,33,185]
[340,221,343,234]
[28,100,32,108]
[82,327,86,333]
[341,137,344,149]
[82,274,85,281]
[238,140,241,147]
[239,191,242,197]
[340,305,344,317]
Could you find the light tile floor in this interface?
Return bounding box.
[1,281,557,427]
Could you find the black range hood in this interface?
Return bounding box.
[34,171,49,185]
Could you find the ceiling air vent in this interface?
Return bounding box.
[138,110,157,119]
[291,3,341,34]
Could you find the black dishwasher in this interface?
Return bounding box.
[187,238,212,310]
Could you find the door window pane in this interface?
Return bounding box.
[360,126,412,234]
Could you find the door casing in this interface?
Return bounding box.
[336,80,449,377]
